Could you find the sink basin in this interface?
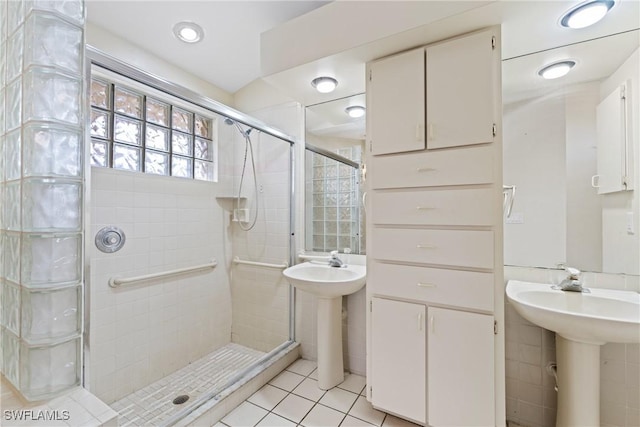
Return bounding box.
[283,262,366,298]
[506,280,640,427]
[506,280,639,344]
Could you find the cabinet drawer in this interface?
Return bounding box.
[369,145,494,189]
[370,228,494,269]
[369,262,494,311]
[371,188,494,226]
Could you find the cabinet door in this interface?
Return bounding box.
[595,83,629,194]
[427,307,495,427]
[426,29,497,149]
[369,48,425,155]
[371,298,426,425]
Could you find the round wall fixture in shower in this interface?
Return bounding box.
[95,226,126,253]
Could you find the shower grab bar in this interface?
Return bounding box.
[233,257,288,269]
[108,260,217,288]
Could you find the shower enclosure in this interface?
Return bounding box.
[84,50,298,425]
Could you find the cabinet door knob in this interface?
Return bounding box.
[416,206,435,211]
[591,175,601,188]
[416,244,436,249]
[417,282,436,288]
[416,123,425,141]
[428,123,435,140]
[418,313,424,331]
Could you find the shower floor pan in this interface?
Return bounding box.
[111,343,265,426]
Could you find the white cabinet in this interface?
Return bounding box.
[426,30,497,150]
[366,26,504,426]
[369,299,495,427]
[427,307,495,427]
[368,29,497,156]
[369,48,425,156]
[371,298,426,425]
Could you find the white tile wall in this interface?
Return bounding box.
[88,168,232,403]
[505,266,640,427]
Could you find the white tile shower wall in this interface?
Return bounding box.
[88,168,232,404]
[504,266,640,427]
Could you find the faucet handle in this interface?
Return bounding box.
[565,267,581,278]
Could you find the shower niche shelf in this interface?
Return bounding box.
[215,196,247,211]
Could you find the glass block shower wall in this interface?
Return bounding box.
[308,146,362,253]
[0,0,86,401]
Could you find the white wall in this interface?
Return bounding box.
[86,23,233,106]
[88,168,232,404]
[599,48,640,275]
[503,95,567,268]
[504,266,640,427]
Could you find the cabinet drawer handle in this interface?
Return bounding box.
[416,244,436,249]
[417,282,436,288]
[430,315,435,333]
[418,313,423,331]
[416,206,435,211]
[416,167,436,173]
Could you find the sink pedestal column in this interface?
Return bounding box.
[316,297,345,390]
[556,335,600,427]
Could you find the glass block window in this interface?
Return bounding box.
[306,146,363,254]
[89,76,215,181]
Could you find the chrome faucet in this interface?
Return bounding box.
[328,250,345,268]
[554,267,589,293]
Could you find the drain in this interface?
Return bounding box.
[172,395,189,405]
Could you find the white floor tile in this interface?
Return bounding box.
[247,385,288,411]
[319,388,359,413]
[272,394,315,424]
[309,369,318,380]
[268,371,305,392]
[341,415,377,427]
[255,413,296,427]
[286,359,318,377]
[292,378,326,402]
[348,396,386,426]
[338,374,367,395]
[301,404,346,427]
[221,402,268,427]
[381,414,421,427]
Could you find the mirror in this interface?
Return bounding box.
[304,94,366,254]
[503,30,640,275]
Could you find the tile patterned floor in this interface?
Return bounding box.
[112,343,264,426]
[217,359,420,427]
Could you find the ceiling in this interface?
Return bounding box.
[86,1,329,93]
[87,0,639,131]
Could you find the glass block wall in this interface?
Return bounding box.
[89,75,216,181]
[0,0,85,401]
[306,146,362,253]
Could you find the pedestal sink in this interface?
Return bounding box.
[506,280,640,427]
[283,262,366,389]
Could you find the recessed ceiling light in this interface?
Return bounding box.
[345,106,366,118]
[538,61,577,79]
[311,77,338,93]
[560,0,615,29]
[173,21,204,43]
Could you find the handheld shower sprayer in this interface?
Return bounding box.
[224,116,258,231]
